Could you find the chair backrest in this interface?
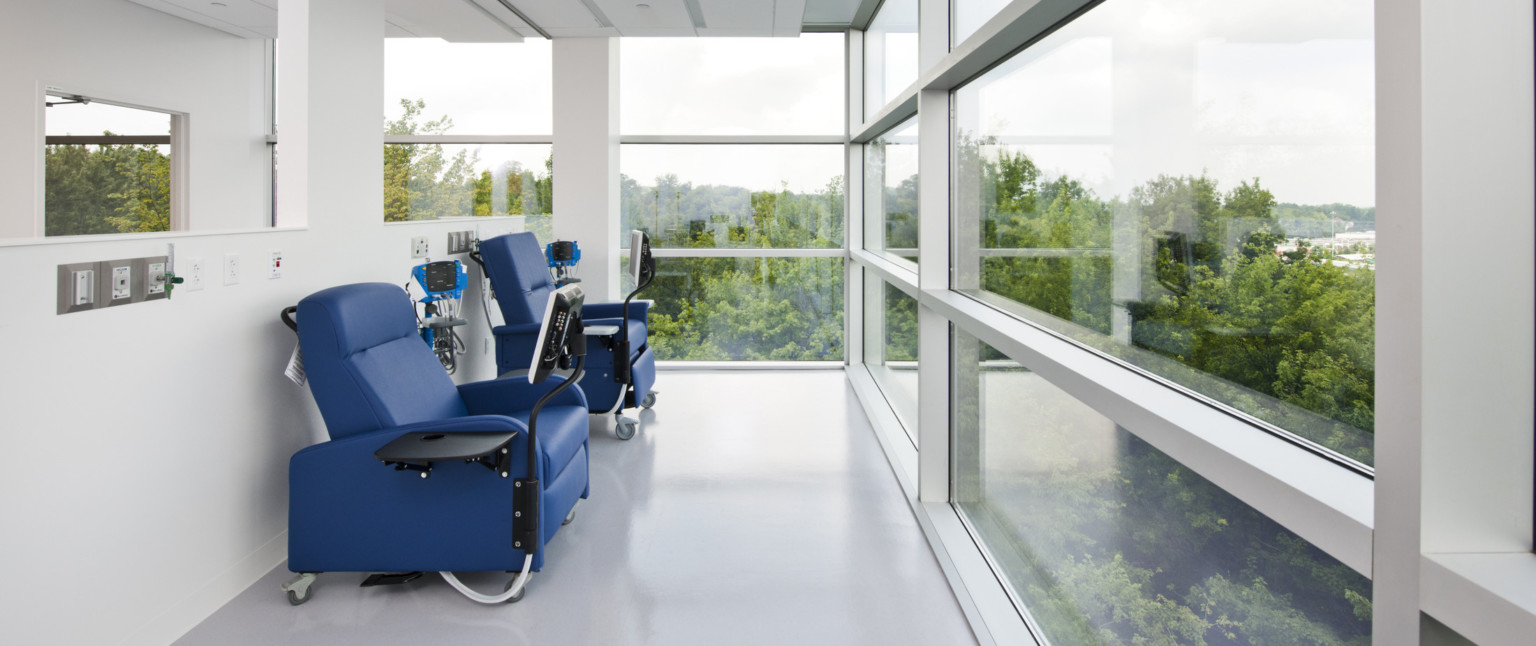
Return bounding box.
[479,232,555,326]
[297,283,468,440]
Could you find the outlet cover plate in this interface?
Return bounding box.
[186,258,205,291]
[224,253,240,286]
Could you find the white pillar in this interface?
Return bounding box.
[915,0,951,502]
[1374,0,1535,643]
[845,29,866,366]
[552,38,621,302]
[276,0,384,235]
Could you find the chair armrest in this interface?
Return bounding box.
[458,374,589,417]
[583,325,621,337]
[292,416,527,466]
[582,300,650,321]
[493,322,543,337]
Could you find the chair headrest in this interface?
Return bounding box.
[479,232,556,325]
[297,283,417,357]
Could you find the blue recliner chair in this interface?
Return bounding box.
[279,283,590,605]
[479,232,656,440]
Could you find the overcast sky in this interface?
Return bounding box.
[49,1,1374,208]
[957,0,1375,207]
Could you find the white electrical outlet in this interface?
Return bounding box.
[147,262,167,295]
[269,250,282,279]
[411,236,430,258]
[73,269,94,305]
[111,266,132,300]
[224,253,240,286]
[186,258,205,291]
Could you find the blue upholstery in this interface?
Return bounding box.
[289,283,589,574]
[480,232,656,414]
[479,232,559,328]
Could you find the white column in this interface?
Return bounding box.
[915,0,951,502]
[552,38,621,302]
[1374,0,1535,643]
[276,0,384,235]
[846,29,866,366]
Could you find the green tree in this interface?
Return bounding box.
[383,99,479,221]
[45,138,171,236]
[473,170,493,217]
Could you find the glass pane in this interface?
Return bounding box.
[640,257,844,361]
[863,0,919,119]
[384,39,552,135]
[952,329,1372,644]
[863,118,919,263]
[865,273,920,443]
[621,35,844,136]
[953,0,1376,465]
[383,143,552,223]
[952,0,1013,47]
[45,100,172,236]
[620,145,844,249]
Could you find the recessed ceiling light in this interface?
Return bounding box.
[636,3,650,8]
[210,2,227,6]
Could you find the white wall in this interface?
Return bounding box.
[0,1,527,643]
[0,0,272,238]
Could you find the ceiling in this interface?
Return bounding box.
[125,0,864,41]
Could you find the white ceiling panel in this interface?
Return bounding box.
[505,0,619,38]
[694,0,773,35]
[128,0,276,38]
[385,0,522,42]
[129,0,853,41]
[802,0,861,27]
[465,0,538,37]
[774,0,807,36]
[593,0,696,37]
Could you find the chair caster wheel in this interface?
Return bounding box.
[282,573,317,606]
[563,507,577,526]
[504,575,529,603]
[615,417,638,440]
[640,392,656,409]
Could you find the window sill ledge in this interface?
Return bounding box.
[0,226,307,249]
[922,287,1375,576]
[1422,552,1536,645]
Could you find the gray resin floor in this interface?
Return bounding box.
[177,371,976,646]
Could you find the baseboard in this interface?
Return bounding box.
[122,531,288,646]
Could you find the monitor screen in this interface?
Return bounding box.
[628,230,650,287]
[529,284,585,384]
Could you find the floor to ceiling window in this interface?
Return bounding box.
[620,35,846,361]
[952,0,1376,466]
[845,0,1394,643]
